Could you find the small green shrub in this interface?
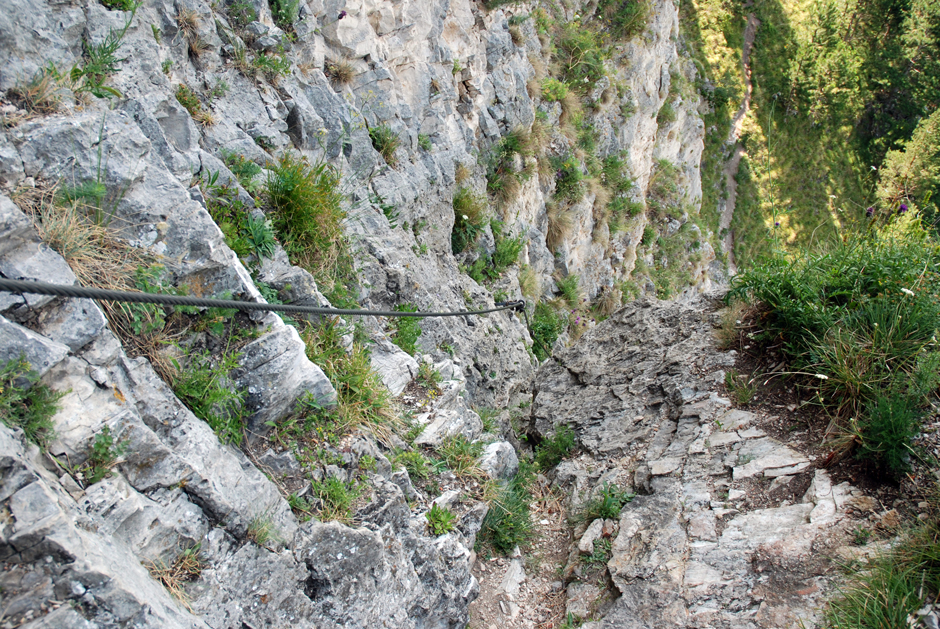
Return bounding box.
[724,369,756,405]
[394,449,431,480]
[369,124,400,167]
[597,0,649,40]
[171,349,245,445]
[228,0,257,27]
[541,78,570,101]
[576,482,633,522]
[556,273,581,308]
[265,153,344,276]
[641,225,657,246]
[426,503,457,535]
[477,460,535,554]
[437,435,484,476]
[83,425,128,485]
[391,304,422,356]
[855,394,920,476]
[0,356,63,448]
[418,134,432,151]
[100,0,140,9]
[417,361,442,389]
[270,0,300,30]
[72,8,136,98]
[552,154,585,203]
[175,84,202,116]
[555,25,608,93]
[656,100,677,125]
[221,151,263,193]
[253,51,291,82]
[452,187,488,254]
[531,302,567,361]
[534,424,576,470]
[310,476,360,523]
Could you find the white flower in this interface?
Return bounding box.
[901,287,915,296]
[815,374,829,380]
[462,214,469,220]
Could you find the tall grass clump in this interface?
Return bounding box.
[0,356,63,448]
[478,460,536,555]
[826,513,940,629]
[727,220,940,475]
[596,0,649,41]
[265,153,345,277]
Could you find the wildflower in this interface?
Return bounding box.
[866,206,874,218]
[774,221,780,227]
[900,203,908,214]
[815,374,829,380]
[462,214,469,220]
[901,288,915,296]
[318,127,328,135]
[338,10,347,19]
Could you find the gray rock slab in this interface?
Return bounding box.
[478,441,518,481]
[0,315,69,376]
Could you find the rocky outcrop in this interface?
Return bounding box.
[532,296,862,628]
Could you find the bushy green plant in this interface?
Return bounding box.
[72,7,136,98]
[477,460,535,554]
[855,394,920,476]
[576,481,633,522]
[597,0,649,40]
[437,435,484,476]
[534,424,576,470]
[551,154,585,203]
[175,84,201,116]
[265,153,344,274]
[555,25,608,93]
[0,356,63,448]
[301,318,397,437]
[556,274,581,308]
[391,304,422,356]
[656,100,678,125]
[270,0,300,29]
[541,78,569,101]
[426,503,457,535]
[531,302,567,361]
[826,517,940,629]
[253,51,291,82]
[171,349,245,445]
[394,449,431,480]
[452,187,488,254]
[369,124,401,167]
[310,477,360,523]
[83,425,129,484]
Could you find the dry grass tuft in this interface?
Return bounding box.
[455,162,472,184]
[7,70,62,115]
[594,286,623,317]
[518,264,539,298]
[145,546,203,609]
[546,201,574,251]
[715,299,750,349]
[509,25,525,46]
[176,8,200,46]
[325,58,356,84]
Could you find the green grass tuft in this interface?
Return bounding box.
[0,356,63,448]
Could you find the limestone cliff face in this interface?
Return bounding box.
[0,0,716,627]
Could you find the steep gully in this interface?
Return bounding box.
[720,13,760,275]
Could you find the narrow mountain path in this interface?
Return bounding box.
[720,13,760,276]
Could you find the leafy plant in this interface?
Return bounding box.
[576,482,634,522]
[0,356,63,448]
[854,394,920,476]
[657,100,678,125]
[171,348,245,446]
[391,304,422,356]
[393,449,431,480]
[724,369,756,406]
[437,435,483,477]
[310,476,360,523]
[83,425,128,485]
[101,0,140,10]
[426,502,457,535]
[541,78,570,101]
[418,134,432,151]
[596,0,649,41]
[265,153,345,276]
[534,424,576,470]
[551,154,585,204]
[270,0,300,30]
[555,25,608,93]
[72,7,136,98]
[451,187,488,254]
[417,361,442,389]
[369,124,401,167]
[531,302,567,361]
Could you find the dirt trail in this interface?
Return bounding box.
[720,14,760,276]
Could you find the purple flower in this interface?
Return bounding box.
[866,206,874,218]
[900,203,908,214]
[338,10,347,19]
[774,221,780,227]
